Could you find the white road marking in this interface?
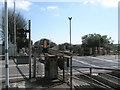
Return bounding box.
[73,56,118,63]
[0,73,29,77]
[0,64,28,68]
[0,75,29,81]
[89,56,118,63]
[72,58,99,67]
[73,56,119,69]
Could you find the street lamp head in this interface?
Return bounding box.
[68,17,72,20]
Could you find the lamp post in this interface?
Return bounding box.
[68,17,72,90]
[4,0,9,89]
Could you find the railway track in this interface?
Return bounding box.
[48,49,72,56]
[36,50,120,89]
[73,68,120,90]
[92,73,120,89]
[48,49,63,55]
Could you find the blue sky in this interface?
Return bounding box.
[0,0,118,44]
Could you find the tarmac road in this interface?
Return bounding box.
[72,55,119,69]
[0,55,119,88]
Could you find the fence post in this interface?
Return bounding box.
[33,55,36,78]
[90,68,92,76]
[63,56,65,82]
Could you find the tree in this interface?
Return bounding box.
[72,45,81,53]
[0,9,4,43]
[63,42,70,50]
[82,33,112,48]
[49,41,57,48]
[81,33,113,55]
[1,9,28,51]
[16,29,27,51]
[8,9,27,43]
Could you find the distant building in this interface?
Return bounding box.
[0,43,16,57]
[58,44,66,50]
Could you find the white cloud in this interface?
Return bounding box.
[82,0,96,4]
[27,0,119,8]
[3,0,32,11]
[81,0,119,8]
[101,0,118,8]
[16,1,32,11]
[1,0,119,8]
[40,6,58,11]
[47,6,58,9]
[8,0,14,8]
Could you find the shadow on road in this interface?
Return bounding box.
[13,59,28,80]
[29,77,66,89]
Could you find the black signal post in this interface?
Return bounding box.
[17,20,32,79]
[28,20,31,79]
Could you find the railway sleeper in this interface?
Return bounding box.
[74,75,112,89]
[74,84,108,90]
[107,70,120,78]
[92,74,120,89]
[98,73,120,85]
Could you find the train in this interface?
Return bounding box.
[34,39,50,53]
[40,39,49,53]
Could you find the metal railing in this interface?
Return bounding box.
[73,66,120,75]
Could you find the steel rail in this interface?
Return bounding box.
[73,66,120,71]
[72,76,109,89]
[73,68,115,90]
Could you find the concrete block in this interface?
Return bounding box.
[16,56,29,64]
[45,55,58,80]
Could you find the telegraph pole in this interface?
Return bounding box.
[68,17,72,90]
[4,0,9,89]
[14,0,16,56]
